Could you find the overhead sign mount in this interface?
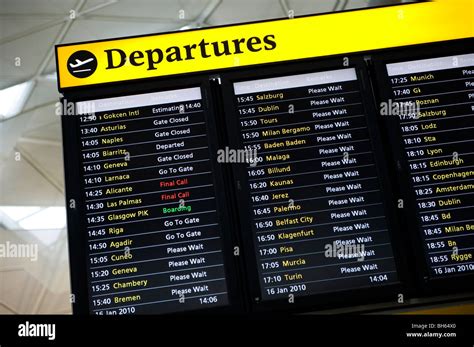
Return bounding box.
[55,0,473,90]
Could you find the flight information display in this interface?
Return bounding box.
[232,68,399,300]
[385,53,474,278]
[75,87,230,314]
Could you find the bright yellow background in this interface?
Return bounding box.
[56,0,474,89]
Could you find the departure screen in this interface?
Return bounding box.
[385,53,474,278]
[232,68,399,300]
[76,87,230,314]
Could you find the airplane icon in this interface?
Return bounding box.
[69,58,94,72]
[67,50,97,77]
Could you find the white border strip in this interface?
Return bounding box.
[76,87,201,114]
[233,68,357,95]
[387,53,474,76]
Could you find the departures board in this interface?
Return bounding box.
[373,47,474,289]
[79,88,234,314]
[60,38,474,315]
[62,79,241,315]
[224,65,400,304]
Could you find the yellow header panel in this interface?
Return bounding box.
[56,0,474,89]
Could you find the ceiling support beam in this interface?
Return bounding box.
[179,0,222,29]
[279,0,291,16]
[18,137,62,147]
[14,145,64,195]
[0,0,119,46]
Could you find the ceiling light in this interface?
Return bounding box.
[0,206,41,222]
[18,207,67,230]
[0,80,34,120]
[27,229,64,246]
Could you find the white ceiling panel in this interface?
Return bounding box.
[23,79,59,111]
[287,0,338,15]
[0,24,62,89]
[0,0,77,15]
[22,118,62,143]
[0,18,57,40]
[85,0,209,22]
[16,140,64,187]
[62,19,179,44]
[19,103,59,136]
[208,0,285,26]
[0,157,64,206]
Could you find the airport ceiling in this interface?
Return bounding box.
[0,0,403,313]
